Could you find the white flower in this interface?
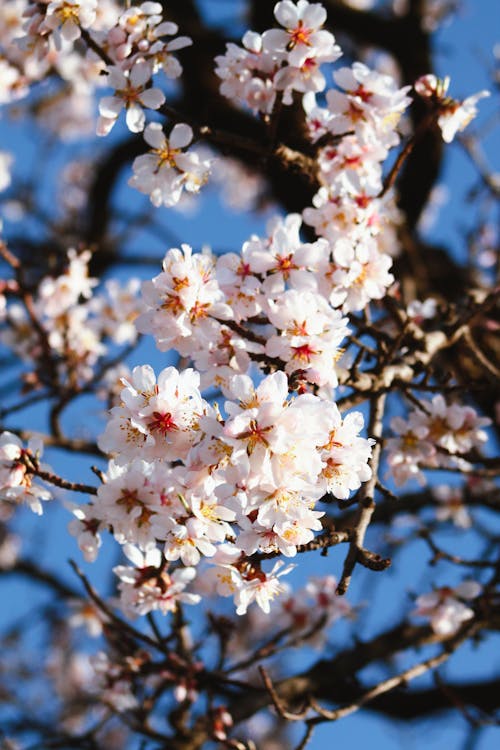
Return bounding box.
[433,485,471,529]
[326,62,412,143]
[413,581,481,635]
[262,1,340,68]
[37,248,97,318]
[97,62,165,135]
[68,503,103,562]
[234,560,295,615]
[114,544,200,616]
[136,244,231,356]
[0,432,51,515]
[414,74,489,143]
[43,0,97,43]
[129,122,210,207]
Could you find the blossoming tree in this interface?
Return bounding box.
[0,1,499,748]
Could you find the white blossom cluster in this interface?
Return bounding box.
[215,2,414,275]
[135,215,392,393]
[0,0,492,632]
[74,363,374,617]
[1,0,488,214]
[129,122,211,208]
[215,1,341,115]
[386,395,490,486]
[0,248,144,386]
[301,64,412,281]
[0,431,52,515]
[0,1,192,143]
[413,580,481,635]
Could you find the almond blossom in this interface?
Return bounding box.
[412,581,481,635]
[385,397,490,487]
[37,248,97,318]
[234,560,295,615]
[0,432,52,515]
[114,544,200,617]
[325,62,411,147]
[204,557,295,616]
[262,1,341,68]
[264,288,349,387]
[42,0,97,43]
[328,235,395,313]
[95,459,178,548]
[136,244,232,356]
[67,503,103,562]
[97,61,165,135]
[215,31,280,116]
[414,74,489,143]
[129,122,210,207]
[215,0,341,113]
[432,485,472,529]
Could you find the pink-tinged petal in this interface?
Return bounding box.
[303,3,327,28]
[287,45,310,68]
[140,87,165,110]
[79,7,96,29]
[242,30,262,53]
[99,95,123,118]
[126,102,145,133]
[142,1,162,14]
[162,57,183,79]
[61,18,81,42]
[274,0,299,28]
[143,122,165,149]
[438,115,456,143]
[261,28,289,53]
[311,29,337,51]
[455,581,482,599]
[130,61,153,88]
[96,115,116,136]
[155,20,179,36]
[334,66,358,91]
[122,544,145,567]
[169,123,192,149]
[107,66,128,89]
[166,35,192,51]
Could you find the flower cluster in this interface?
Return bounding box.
[413,580,481,635]
[19,0,97,55]
[129,122,211,207]
[302,65,411,281]
[135,227,355,391]
[386,395,490,486]
[96,61,166,135]
[0,248,144,387]
[215,0,414,278]
[89,364,373,616]
[114,544,200,618]
[8,1,192,142]
[280,575,353,640]
[414,74,489,143]
[0,0,491,646]
[432,484,472,529]
[215,1,341,115]
[0,431,52,515]
[94,2,192,135]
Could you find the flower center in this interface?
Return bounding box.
[288,21,312,48]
